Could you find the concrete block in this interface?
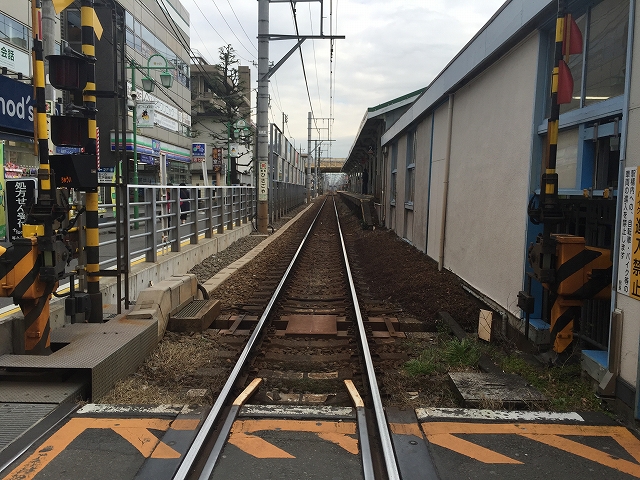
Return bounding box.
[168,300,221,333]
[0,320,12,355]
[127,308,157,320]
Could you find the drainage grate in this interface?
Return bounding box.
[0,403,55,452]
[173,300,209,318]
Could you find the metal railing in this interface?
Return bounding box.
[96,185,256,270]
[269,181,306,225]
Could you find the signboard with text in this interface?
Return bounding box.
[191,142,206,163]
[6,178,37,242]
[617,167,640,300]
[136,102,155,127]
[258,161,268,201]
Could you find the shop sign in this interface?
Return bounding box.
[98,167,115,184]
[6,178,36,242]
[0,40,30,77]
[230,143,239,158]
[191,143,206,163]
[0,75,33,134]
[617,167,640,300]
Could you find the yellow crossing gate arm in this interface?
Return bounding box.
[52,0,103,40]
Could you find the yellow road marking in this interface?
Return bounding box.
[389,422,424,438]
[3,417,196,480]
[228,419,358,459]
[228,432,295,459]
[421,422,640,477]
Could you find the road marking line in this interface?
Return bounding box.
[421,422,640,477]
[389,422,424,438]
[521,433,640,477]
[3,417,192,480]
[227,419,359,458]
[427,433,522,464]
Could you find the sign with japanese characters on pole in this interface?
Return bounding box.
[258,161,268,201]
[617,167,640,300]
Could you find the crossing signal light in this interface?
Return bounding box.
[47,48,97,190]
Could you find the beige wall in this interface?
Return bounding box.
[412,116,433,252]
[442,33,539,311]
[426,103,450,260]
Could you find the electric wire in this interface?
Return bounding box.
[289,1,320,134]
[208,0,257,60]
[308,3,323,117]
[224,0,259,52]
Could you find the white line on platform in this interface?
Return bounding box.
[416,407,584,422]
[77,404,197,415]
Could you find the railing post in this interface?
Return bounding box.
[206,186,213,238]
[216,188,224,234]
[226,188,234,230]
[125,186,132,270]
[190,186,198,244]
[172,186,181,252]
[147,187,157,263]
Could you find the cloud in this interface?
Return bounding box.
[184,0,505,158]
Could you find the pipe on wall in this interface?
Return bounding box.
[438,94,455,271]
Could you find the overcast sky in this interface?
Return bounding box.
[182,0,506,159]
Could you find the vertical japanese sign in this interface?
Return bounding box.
[6,178,37,242]
[258,161,268,201]
[617,167,640,299]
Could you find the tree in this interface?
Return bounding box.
[202,45,253,185]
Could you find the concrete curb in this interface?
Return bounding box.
[128,274,198,340]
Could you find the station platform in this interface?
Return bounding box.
[337,191,377,227]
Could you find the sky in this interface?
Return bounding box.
[182,0,507,159]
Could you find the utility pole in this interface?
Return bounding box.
[256,1,344,227]
[307,111,312,202]
[256,0,269,233]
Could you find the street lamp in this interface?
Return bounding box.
[127,53,176,225]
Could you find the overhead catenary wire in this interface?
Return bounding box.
[224,0,259,52]
[208,0,257,61]
[308,3,323,117]
[289,0,320,134]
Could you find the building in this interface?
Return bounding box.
[190,56,253,186]
[344,0,640,419]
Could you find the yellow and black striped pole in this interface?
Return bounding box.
[540,0,566,230]
[82,0,102,323]
[15,0,53,354]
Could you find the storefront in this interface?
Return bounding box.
[110,132,191,185]
[0,75,37,240]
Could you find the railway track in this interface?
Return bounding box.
[175,195,400,480]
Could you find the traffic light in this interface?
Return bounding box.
[47,47,98,191]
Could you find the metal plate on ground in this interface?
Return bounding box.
[284,315,338,336]
[449,372,546,408]
[0,382,85,404]
[0,403,56,452]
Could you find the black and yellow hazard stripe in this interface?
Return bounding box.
[0,238,52,353]
[82,0,101,323]
[550,244,612,354]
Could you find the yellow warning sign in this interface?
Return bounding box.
[3,417,198,480]
[420,422,640,478]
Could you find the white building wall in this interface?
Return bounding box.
[426,104,450,260]
[617,2,640,388]
[443,33,539,311]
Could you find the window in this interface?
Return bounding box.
[549,0,629,115]
[390,142,398,204]
[584,0,628,106]
[405,130,416,205]
[0,13,30,51]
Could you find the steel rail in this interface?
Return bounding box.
[333,197,401,480]
[174,198,327,480]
